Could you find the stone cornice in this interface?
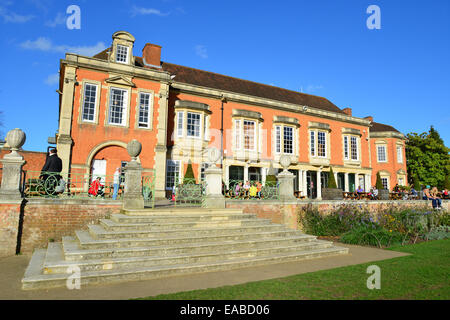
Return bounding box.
[308,121,331,131]
[171,81,371,127]
[342,128,362,136]
[61,53,171,83]
[174,100,211,114]
[232,109,264,121]
[370,131,405,140]
[273,116,300,127]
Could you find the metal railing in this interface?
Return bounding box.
[225,180,279,200]
[173,177,207,206]
[142,171,156,208]
[22,171,124,200]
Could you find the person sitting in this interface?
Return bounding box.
[234,182,242,198]
[410,187,418,199]
[88,177,104,198]
[371,186,379,200]
[356,186,364,199]
[249,183,257,198]
[243,181,251,198]
[430,187,442,210]
[256,181,262,199]
[422,185,431,200]
[442,189,449,200]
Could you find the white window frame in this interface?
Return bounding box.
[235,119,241,150]
[283,126,294,155]
[81,83,98,123]
[397,146,403,163]
[243,120,256,151]
[343,136,349,160]
[137,92,151,128]
[115,44,129,64]
[377,145,387,163]
[275,125,281,154]
[350,136,359,161]
[108,87,128,126]
[177,111,184,137]
[381,177,389,190]
[310,131,316,157]
[186,111,202,138]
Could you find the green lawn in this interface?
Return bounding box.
[139,239,450,300]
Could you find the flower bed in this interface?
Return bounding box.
[298,204,449,248]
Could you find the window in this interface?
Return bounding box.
[343,136,349,160]
[283,126,293,154]
[200,163,209,181]
[377,145,387,162]
[138,92,151,128]
[275,125,294,155]
[398,178,404,186]
[81,83,97,122]
[243,120,256,150]
[310,131,316,156]
[108,88,128,126]
[187,112,201,137]
[317,131,326,157]
[116,45,129,64]
[177,112,183,137]
[235,120,241,149]
[275,126,281,153]
[381,177,389,190]
[397,146,403,163]
[350,136,358,160]
[166,160,180,190]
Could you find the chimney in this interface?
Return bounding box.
[142,43,162,68]
[364,116,373,123]
[342,108,352,116]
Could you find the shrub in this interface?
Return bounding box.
[340,225,403,248]
[327,167,337,189]
[375,172,383,190]
[183,162,196,184]
[425,226,450,240]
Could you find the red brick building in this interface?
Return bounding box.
[54,31,407,199]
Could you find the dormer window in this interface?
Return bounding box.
[116,45,129,64]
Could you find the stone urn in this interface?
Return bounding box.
[127,139,142,161]
[5,128,26,157]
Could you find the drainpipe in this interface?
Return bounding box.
[220,95,226,168]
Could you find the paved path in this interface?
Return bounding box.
[0,243,409,300]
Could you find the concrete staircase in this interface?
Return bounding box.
[22,208,349,290]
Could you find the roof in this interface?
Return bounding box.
[93,48,346,115]
[371,121,401,133]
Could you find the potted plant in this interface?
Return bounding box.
[322,167,343,200]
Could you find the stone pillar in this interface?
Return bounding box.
[123,140,144,210]
[344,172,349,192]
[302,170,308,198]
[203,148,225,209]
[0,129,26,200]
[277,155,296,201]
[261,166,267,185]
[244,163,249,182]
[365,174,371,191]
[153,82,170,199]
[316,169,322,200]
[57,64,77,175]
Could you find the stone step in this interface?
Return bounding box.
[101,217,271,231]
[44,239,336,274]
[62,235,326,261]
[110,213,257,224]
[89,223,287,240]
[22,245,349,290]
[120,208,244,216]
[75,229,316,250]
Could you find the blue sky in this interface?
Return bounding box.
[0,0,449,151]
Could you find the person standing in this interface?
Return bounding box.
[40,148,63,194]
[113,167,120,200]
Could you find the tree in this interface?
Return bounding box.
[406,126,450,189]
[375,172,384,190]
[327,167,337,189]
[413,175,421,191]
[183,161,196,184]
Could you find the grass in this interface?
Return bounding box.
[138,239,450,300]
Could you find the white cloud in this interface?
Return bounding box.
[44,73,59,86]
[0,6,34,23]
[20,37,107,56]
[45,12,65,27]
[130,6,169,17]
[195,45,208,59]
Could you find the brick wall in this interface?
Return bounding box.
[0,149,47,172]
[0,199,122,257]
